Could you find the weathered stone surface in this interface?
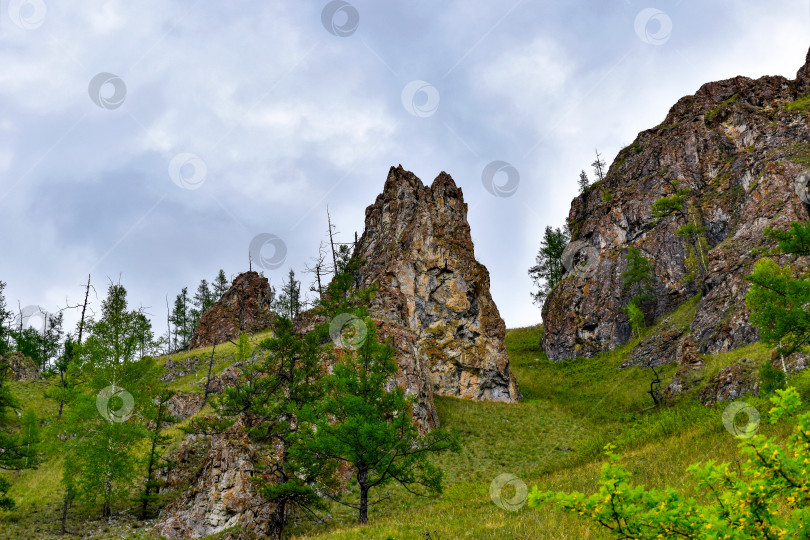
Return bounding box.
[543,48,810,361]
[199,366,242,395]
[623,329,684,368]
[354,166,521,403]
[154,421,274,539]
[189,272,274,349]
[698,358,760,406]
[166,392,205,422]
[161,356,204,382]
[1,352,37,381]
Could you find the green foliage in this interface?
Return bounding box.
[623,301,646,339]
[213,269,230,299]
[303,320,459,525]
[765,222,810,257]
[769,386,802,424]
[746,247,810,356]
[0,476,13,511]
[234,332,252,362]
[531,389,810,538]
[786,94,810,113]
[705,93,739,121]
[210,316,329,538]
[759,360,787,396]
[528,226,570,306]
[274,268,303,320]
[650,189,687,222]
[170,287,192,351]
[621,248,655,338]
[0,282,11,357]
[600,185,612,202]
[578,170,590,194]
[0,356,40,482]
[622,248,654,293]
[60,282,160,518]
[136,388,176,518]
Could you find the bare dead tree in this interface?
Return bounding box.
[327,206,338,275]
[304,242,328,299]
[165,295,173,355]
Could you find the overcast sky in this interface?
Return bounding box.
[1,0,809,337]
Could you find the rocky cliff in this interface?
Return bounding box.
[542,48,810,361]
[354,166,521,402]
[189,271,274,349]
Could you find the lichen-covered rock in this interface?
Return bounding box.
[166,392,205,422]
[698,358,760,405]
[161,356,204,382]
[1,352,37,381]
[662,339,706,400]
[543,48,810,361]
[189,272,274,349]
[154,421,274,539]
[199,366,242,395]
[772,349,809,374]
[354,166,521,403]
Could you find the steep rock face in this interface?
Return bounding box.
[543,48,810,361]
[154,422,274,539]
[354,166,521,402]
[189,271,274,349]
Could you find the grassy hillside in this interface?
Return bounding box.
[1,309,807,539]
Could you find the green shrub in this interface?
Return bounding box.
[759,359,787,395]
[531,387,810,539]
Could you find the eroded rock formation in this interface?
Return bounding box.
[154,421,274,539]
[543,47,810,361]
[189,271,274,349]
[354,166,521,402]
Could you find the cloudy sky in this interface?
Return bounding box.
[1,0,809,336]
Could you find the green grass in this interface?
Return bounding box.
[1,316,806,539]
[705,93,739,121]
[786,94,810,112]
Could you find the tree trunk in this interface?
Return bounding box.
[270,499,286,540]
[358,468,369,525]
[103,471,112,518]
[77,275,90,345]
[327,207,338,274]
[203,342,217,405]
[59,487,70,534]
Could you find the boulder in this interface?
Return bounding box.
[189,272,274,350]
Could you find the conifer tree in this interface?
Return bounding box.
[213,269,230,299]
[578,170,590,193]
[529,226,570,306]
